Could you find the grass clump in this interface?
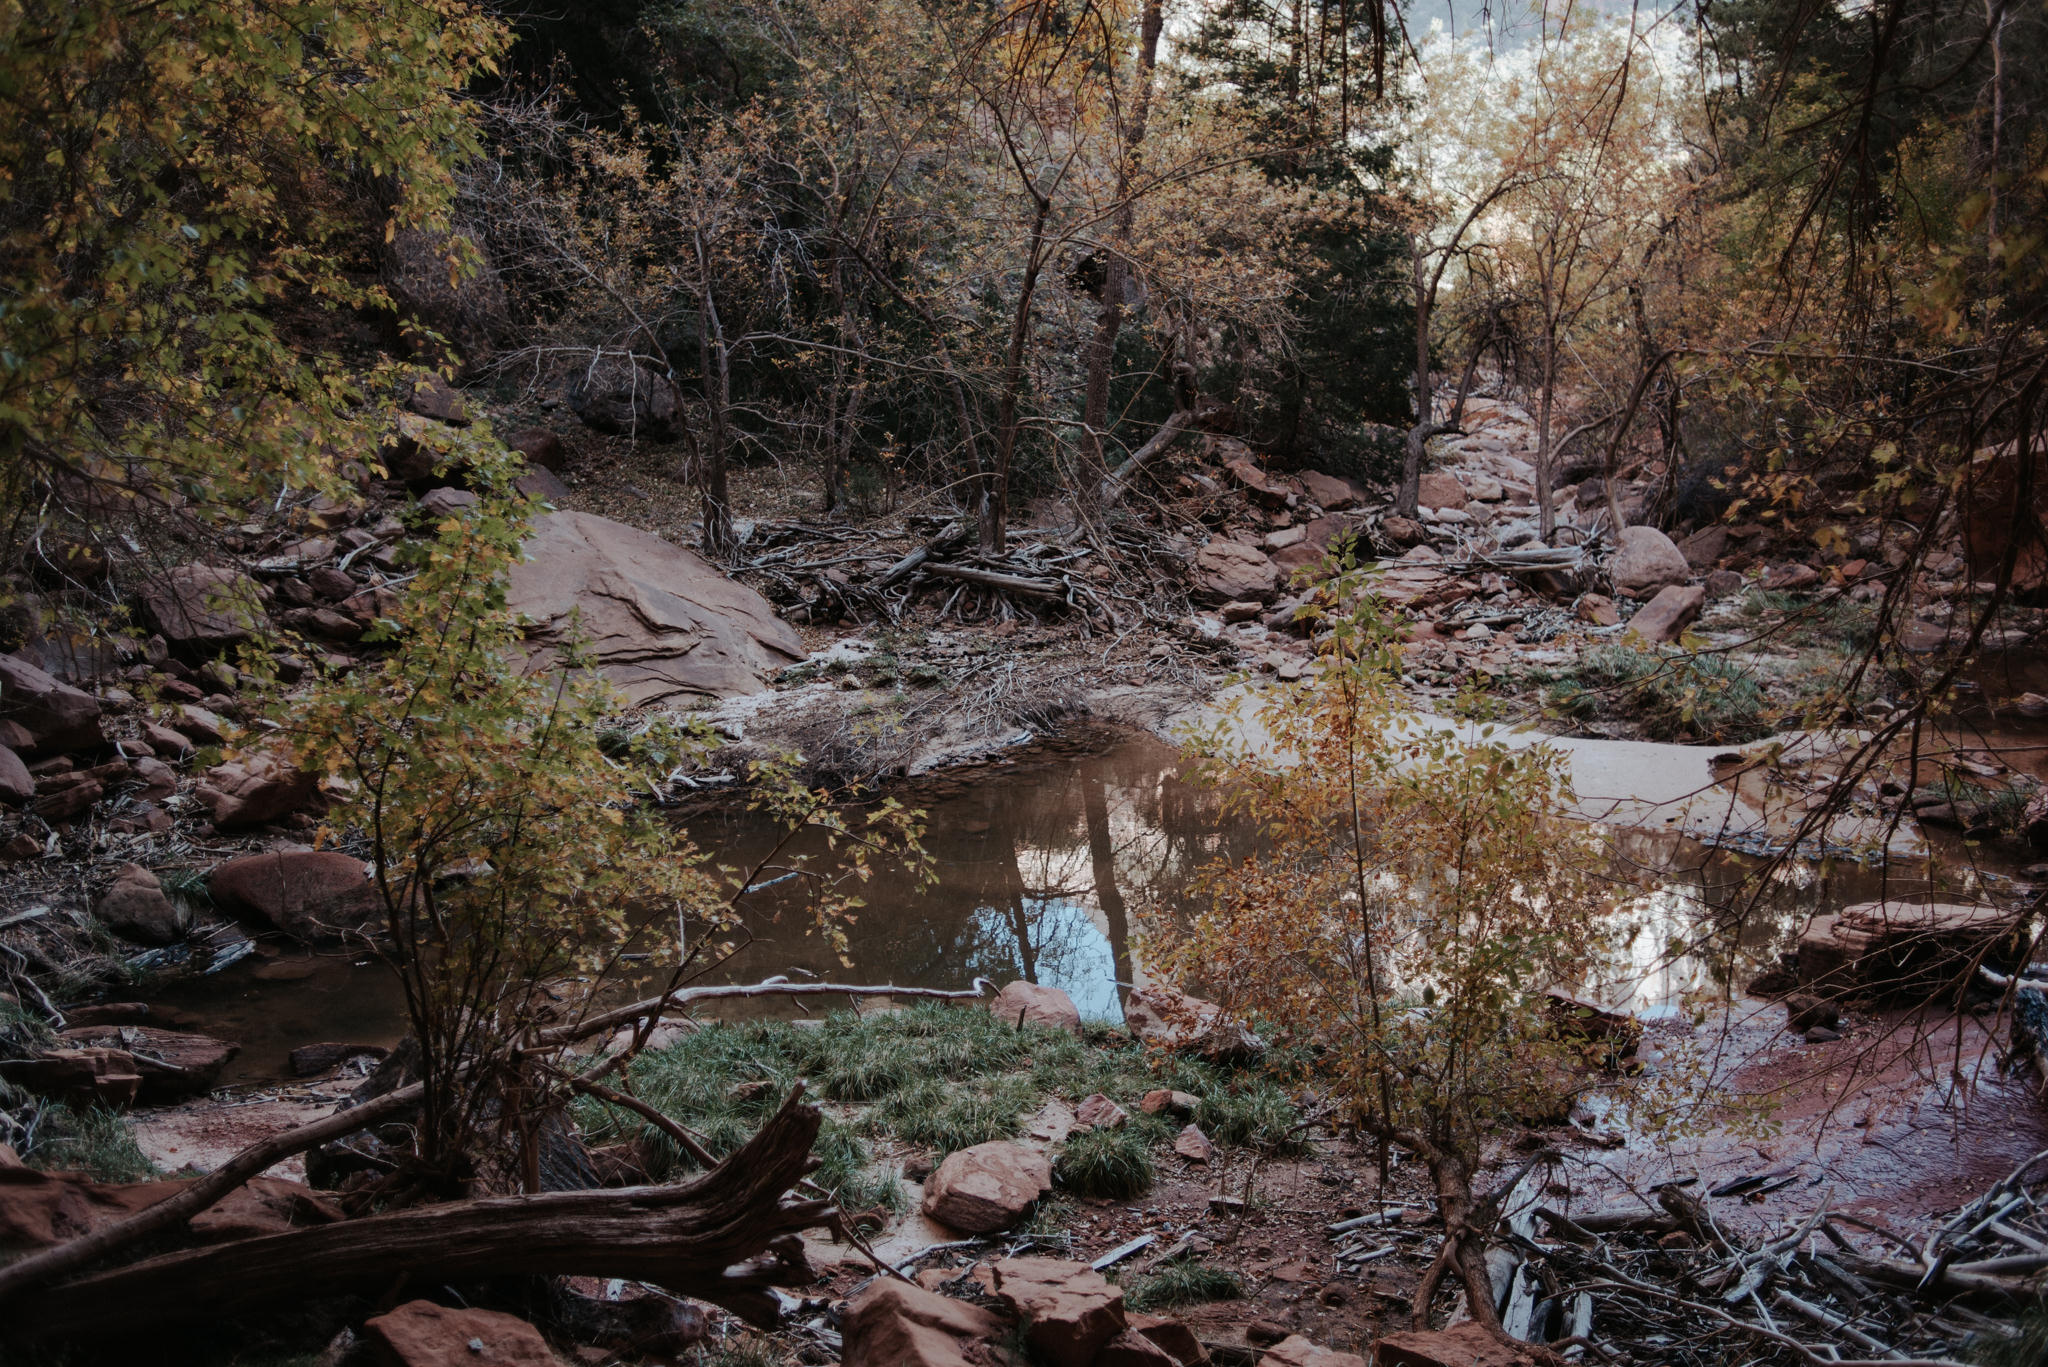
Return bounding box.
[1199,1079,1306,1154]
[1576,643,1770,742]
[1054,1125,1155,1200]
[1122,1258,1244,1311]
[1,1079,156,1182]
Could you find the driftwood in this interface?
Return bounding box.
[922,561,1064,599]
[0,1079,426,1304]
[11,1089,831,1344]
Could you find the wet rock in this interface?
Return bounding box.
[0,1048,141,1108]
[1299,471,1360,511]
[989,980,1082,1035]
[840,1277,1013,1367]
[1797,900,2020,999]
[990,1256,1127,1367]
[1574,594,1619,627]
[1625,584,1705,644]
[194,747,322,829]
[506,511,805,705]
[0,745,29,803]
[289,1042,392,1077]
[0,654,105,756]
[1075,1094,1128,1129]
[1263,1336,1367,1367]
[135,565,267,651]
[1140,1089,1197,1118]
[95,863,188,945]
[921,1141,1052,1234]
[1784,993,1840,1032]
[1373,1322,1538,1367]
[54,1025,237,1102]
[209,849,381,941]
[1417,472,1467,510]
[1191,540,1279,605]
[1124,985,1265,1063]
[363,1300,557,1367]
[1174,1124,1214,1163]
[1610,526,1691,598]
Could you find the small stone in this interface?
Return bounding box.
[362,1300,554,1367]
[95,863,188,945]
[1139,1089,1197,1118]
[1658,1230,1696,1250]
[1575,593,1620,626]
[1173,1125,1214,1164]
[1703,568,1745,598]
[1220,600,1263,624]
[1625,584,1705,645]
[1245,1320,1291,1347]
[1784,993,1840,1033]
[1462,623,1492,641]
[1075,1094,1129,1129]
[1804,1025,1842,1043]
[1417,472,1467,510]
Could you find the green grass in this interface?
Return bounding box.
[1054,1125,1156,1199]
[571,1002,1304,1210]
[1,1079,157,1182]
[1739,589,1878,653]
[1121,1258,1245,1310]
[1575,643,1770,742]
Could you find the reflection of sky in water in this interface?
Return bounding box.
[968,896,1125,1023]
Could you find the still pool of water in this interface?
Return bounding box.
[147,726,2018,1086]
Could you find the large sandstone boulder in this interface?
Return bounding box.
[989,1256,1128,1367]
[1609,526,1691,598]
[1265,1337,1368,1367]
[921,1141,1051,1234]
[1124,985,1265,1063]
[194,748,322,829]
[51,1025,237,1102]
[0,1170,339,1254]
[1269,515,1361,575]
[840,1278,1013,1367]
[569,358,688,440]
[135,565,267,650]
[1416,472,1467,510]
[1191,540,1279,605]
[209,849,381,941]
[989,980,1082,1035]
[507,511,805,705]
[0,654,104,756]
[95,863,188,945]
[364,1300,560,1367]
[1373,1322,1538,1367]
[1298,470,1360,511]
[1796,900,2020,1000]
[1223,456,1291,509]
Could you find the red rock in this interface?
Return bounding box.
[1610,526,1691,598]
[1,833,41,861]
[1624,584,1705,644]
[404,374,470,425]
[1960,442,2048,592]
[194,747,321,829]
[172,702,229,744]
[364,1300,558,1367]
[0,1048,141,1107]
[1075,1093,1128,1129]
[0,744,29,803]
[55,1025,237,1101]
[1139,1089,1197,1118]
[1574,594,1619,627]
[96,863,188,945]
[129,755,177,799]
[1126,1312,1209,1366]
[1703,568,1744,598]
[840,1278,1013,1367]
[506,428,567,472]
[989,1256,1127,1367]
[1380,516,1429,547]
[515,466,572,502]
[1173,1124,1214,1163]
[420,486,478,517]
[921,1142,1052,1234]
[144,721,194,756]
[0,719,32,750]
[1763,562,1821,591]
[1191,540,1279,605]
[1123,985,1265,1062]
[989,980,1082,1035]
[1266,1336,1368,1367]
[1371,1322,1539,1367]
[1224,458,1291,509]
[30,775,101,820]
[1416,472,1467,511]
[209,849,380,941]
[1796,900,2019,999]
[1299,471,1361,511]
[0,653,105,755]
[1678,525,1729,568]
[135,565,267,650]
[1097,1329,1179,1366]
[289,1042,391,1077]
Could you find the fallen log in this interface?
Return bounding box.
[0,1079,426,1305]
[920,562,1064,599]
[9,1088,831,1344]
[877,522,971,589]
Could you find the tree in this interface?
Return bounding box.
[0,0,505,550]
[1153,568,1624,1329]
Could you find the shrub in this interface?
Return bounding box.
[1054,1126,1155,1200]
[1122,1259,1244,1310]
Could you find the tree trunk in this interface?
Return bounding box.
[697,252,734,560]
[991,193,1053,555]
[11,1091,830,1346]
[1534,332,1558,543]
[1397,235,1434,520]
